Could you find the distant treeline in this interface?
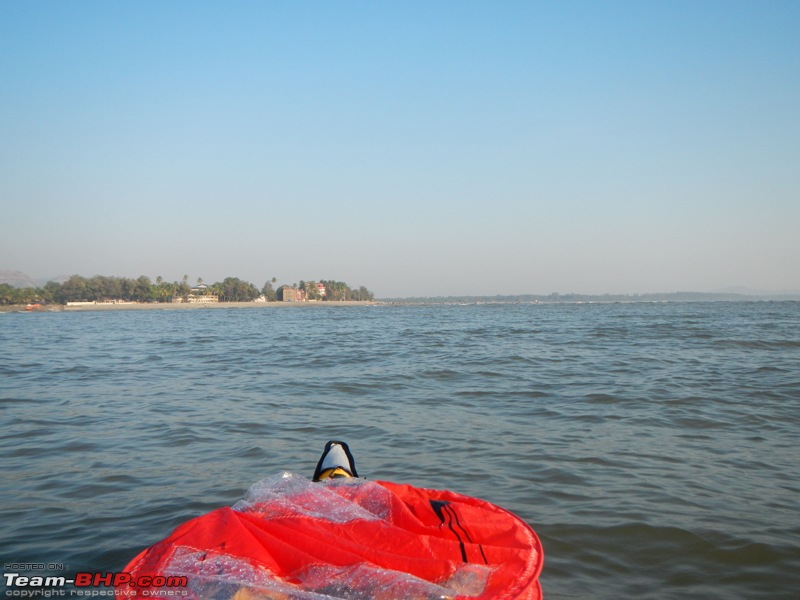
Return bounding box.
[0,275,374,305]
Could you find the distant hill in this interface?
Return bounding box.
[0,270,38,288]
[0,271,70,288]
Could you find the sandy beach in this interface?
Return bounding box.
[1,301,383,313]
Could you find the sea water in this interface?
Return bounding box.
[1,302,798,599]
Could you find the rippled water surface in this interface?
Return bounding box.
[1,302,799,598]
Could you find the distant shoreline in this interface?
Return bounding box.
[381,292,800,304]
[0,301,383,313]
[4,293,800,313]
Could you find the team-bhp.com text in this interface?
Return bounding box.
[4,573,188,597]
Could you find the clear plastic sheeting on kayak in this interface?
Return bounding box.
[233,472,393,523]
[120,473,543,599]
[165,547,491,600]
[298,563,491,599]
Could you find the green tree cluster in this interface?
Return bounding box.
[0,275,187,305]
[0,275,374,305]
[278,280,375,302]
[211,277,260,302]
[0,283,54,305]
[261,278,278,302]
[319,280,374,301]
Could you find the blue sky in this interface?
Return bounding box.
[2,1,798,297]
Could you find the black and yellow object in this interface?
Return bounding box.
[312,440,359,482]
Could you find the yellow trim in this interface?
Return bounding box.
[317,467,352,481]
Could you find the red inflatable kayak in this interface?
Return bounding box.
[120,472,543,599]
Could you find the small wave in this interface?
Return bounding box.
[714,338,800,350]
[584,393,619,404]
[157,339,188,347]
[673,416,728,429]
[0,396,48,404]
[134,354,164,364]
[162,430,206,447]
[755,365,790,373]
[421,368,464,381]
[57,440,99,452]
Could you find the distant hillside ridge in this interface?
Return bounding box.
[0,270,37,288]
[0,271,70,288]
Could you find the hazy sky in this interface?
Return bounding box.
[2,1,798,297]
